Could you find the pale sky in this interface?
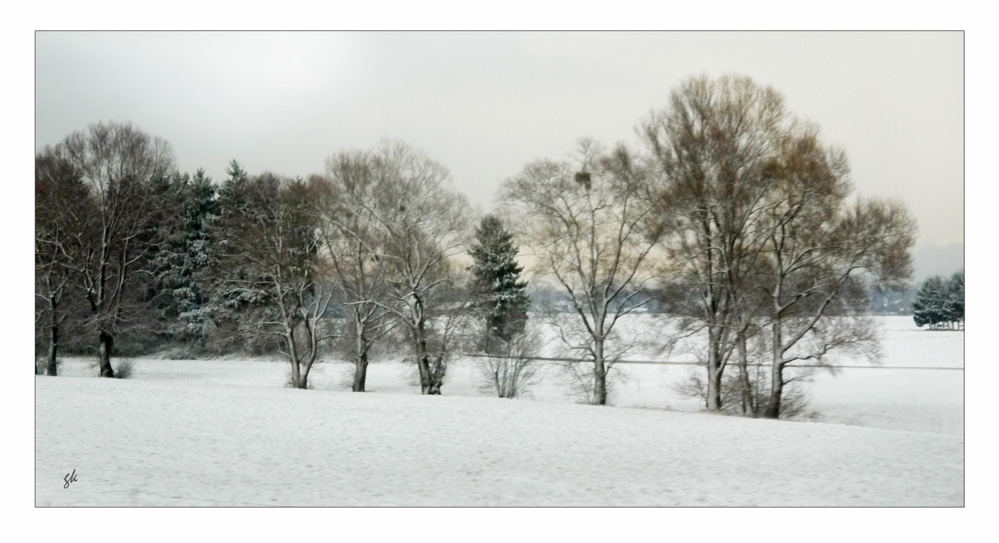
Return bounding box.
[34,31,963,280]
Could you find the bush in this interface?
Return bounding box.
[112,359,135,379]
[478,329,544,399]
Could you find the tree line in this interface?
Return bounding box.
[912,270,964,330]
[35,74,919,419]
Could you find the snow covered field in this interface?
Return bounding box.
[35,316,963,506]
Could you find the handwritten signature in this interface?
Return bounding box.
[64,469,78,489]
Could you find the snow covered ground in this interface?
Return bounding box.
[35,316,963,506]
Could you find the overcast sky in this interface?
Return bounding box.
[35,31,963,280]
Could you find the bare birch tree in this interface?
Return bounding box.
[501,139,663,406]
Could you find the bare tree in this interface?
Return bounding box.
[500,139,663,406]
[478,326,544,398]
[640,75,794,412]
[55,122,174,377]
[315,153,396,392]
[757,128,916,418]
[359,141,473,395]
[641,76,916,418]
[35,149,93,375]
[213,172,336,389]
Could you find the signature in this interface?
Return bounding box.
[64,469,78,489]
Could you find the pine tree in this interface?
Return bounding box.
[174,169,219,341]
[912,275,948,328]
[913,271,965,330]
[469,215,530,348]
[201,160,269,352]
[145,169,219,346]
[944,269,964,328]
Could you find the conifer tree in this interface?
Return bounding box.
[944,270,964,327]
[469,214,530,349]
[913,275,948,328]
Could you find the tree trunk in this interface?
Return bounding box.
[737,330,754,417]
[416,351,431,394]
[352,320,369,392]
[98,330,115,378]
[706,327,723,411]
[352,351,368,392]
[299,351,314,390]
[427,355,444,395]
[414,317,434,394]
[763,321,784,419]
[289,359,303,388]
[593,338,607,405]
[285,326,305,389]
[47,324,59,376]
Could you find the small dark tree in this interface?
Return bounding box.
[945,270,964,328]
[913,271,964,330]
[469,214,530,350]
[913,276,948,329]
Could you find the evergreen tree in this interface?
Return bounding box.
[144,171,191,334]
[143,169,219,346]
[201,161,256,348]
[913,271,964,329]
[469,215,530,348]
[944,269,964,327]
[174,169,219,341]
[912,275,948,328]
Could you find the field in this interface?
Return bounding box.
[35,316,964,506]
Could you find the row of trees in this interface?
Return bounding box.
[500,75,916,417]
[912,270,964,329]
[35,129,531,396]
[36,74,919,419]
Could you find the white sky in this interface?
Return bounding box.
[34,31,962,279]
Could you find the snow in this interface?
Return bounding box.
[36,316,963,506]
[36,375,962,506]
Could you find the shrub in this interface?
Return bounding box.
[113,359,135,379]
[478,328,544,399]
